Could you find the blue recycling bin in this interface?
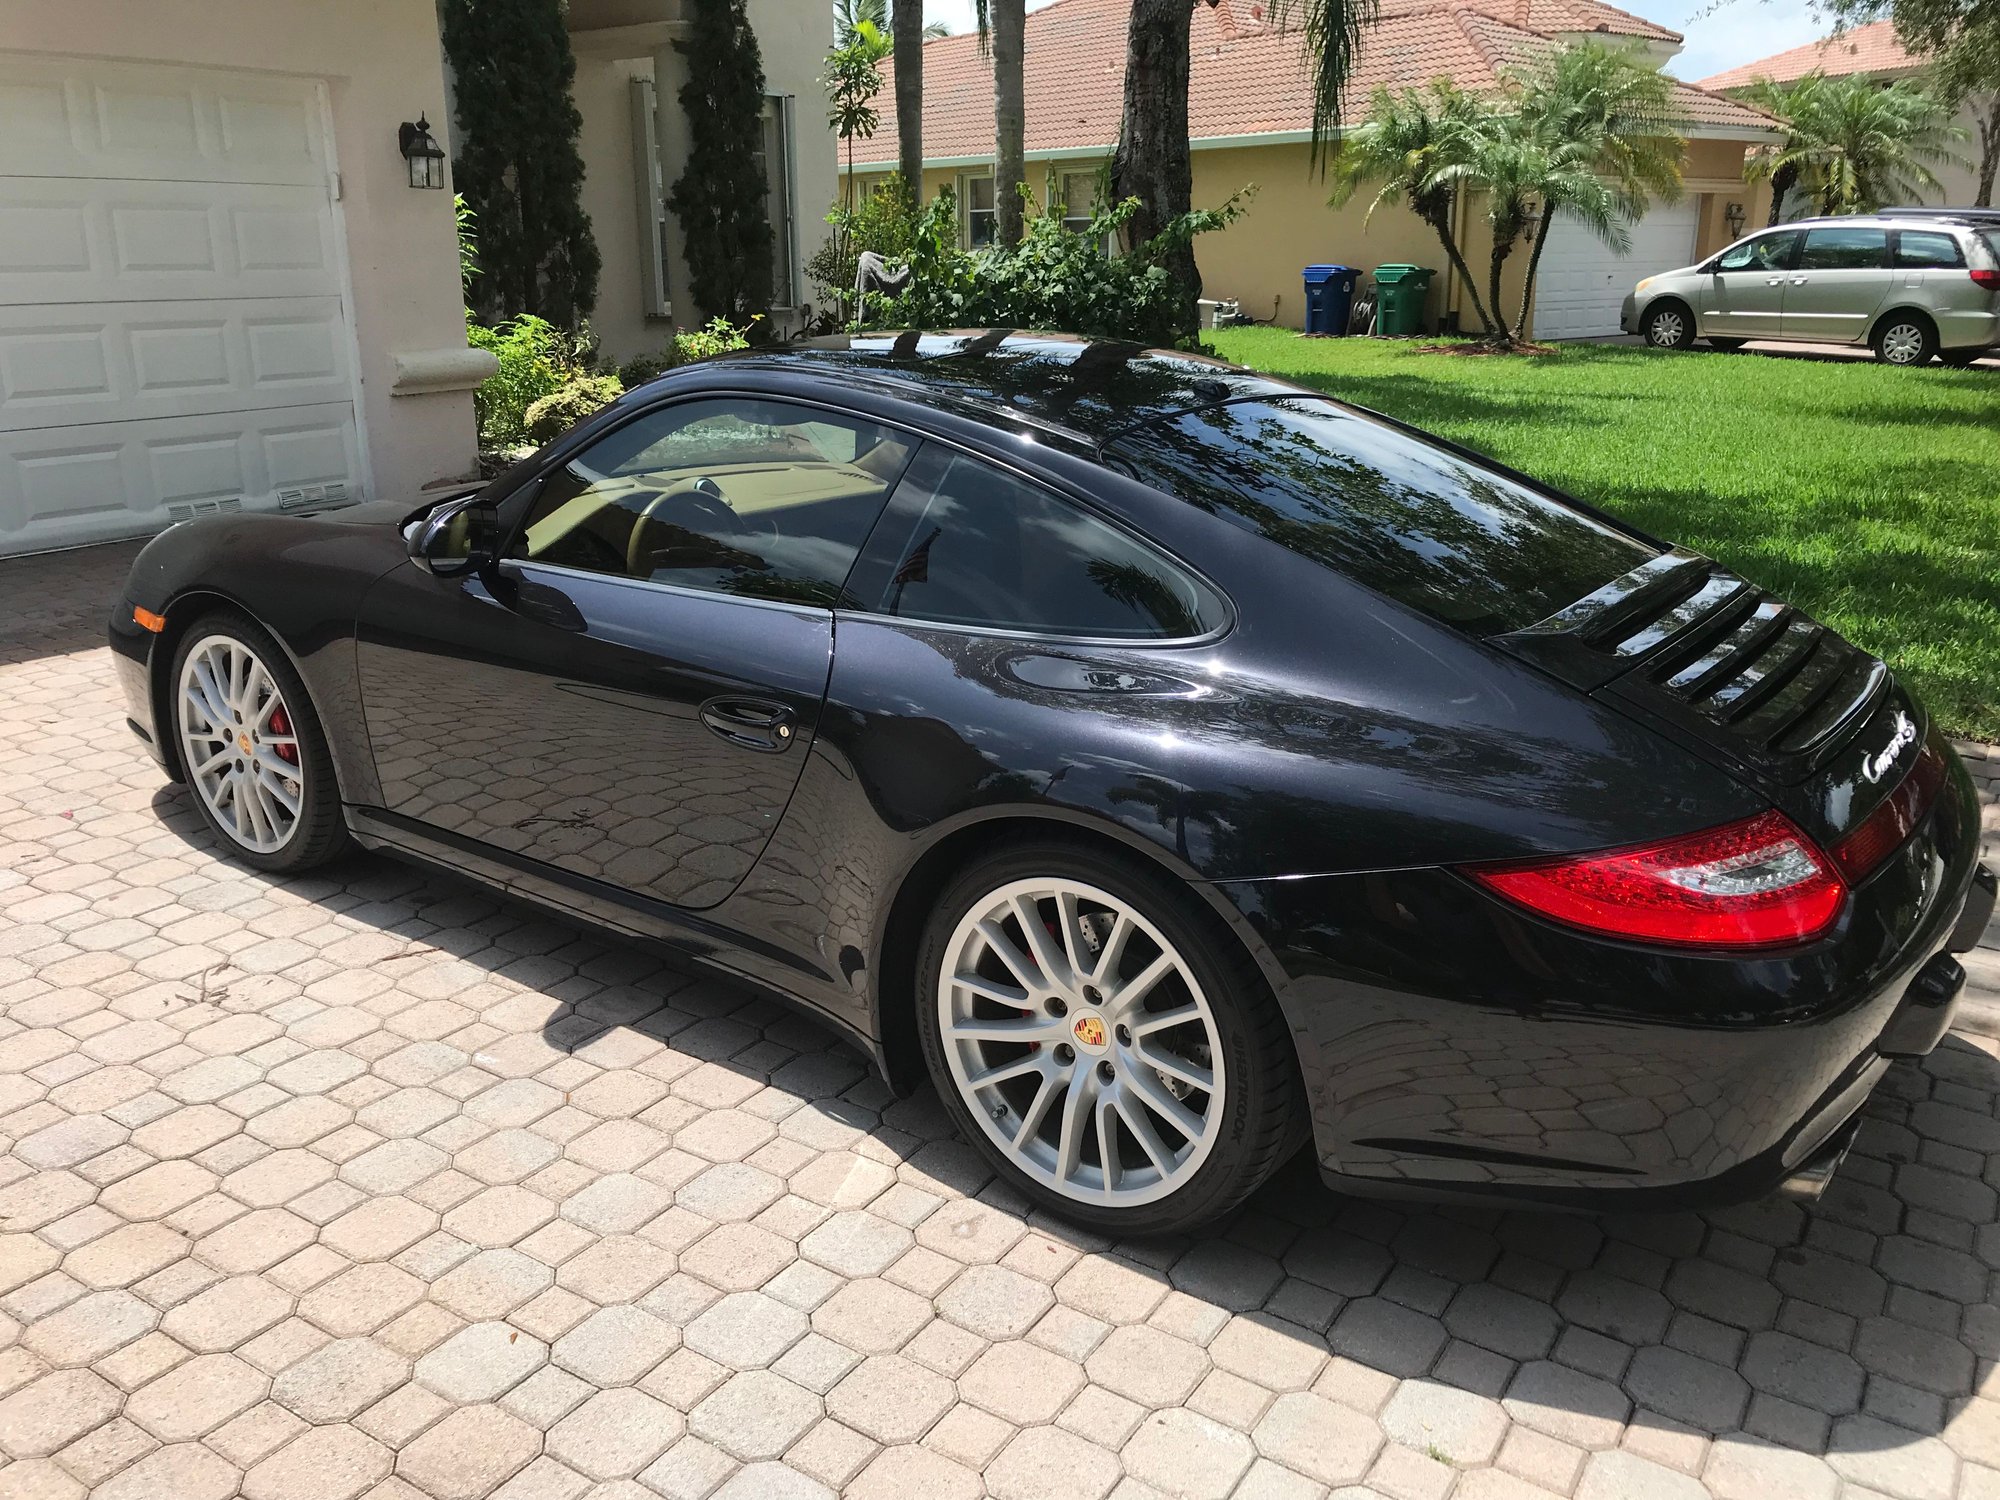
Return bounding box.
[1302,264,1360,334]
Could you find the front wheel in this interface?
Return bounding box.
[1643,301,1695,350]
[915,843,1301,1235]
[171,613,350,872]
[1873,314,1938,366]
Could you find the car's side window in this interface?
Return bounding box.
[1893,230,1964,269]
[1799,226,1888,270]
[510,398,916,608]
[863,447,1223,639]
[1716,231,1799,272]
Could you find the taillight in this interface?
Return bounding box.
[1972,268,2000,290]
[1463,810,1844,949]
[1832,742,1947,881]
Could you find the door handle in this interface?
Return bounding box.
[1790,276,1808,285]
[699,696,797,753]
[1766,276,1785,286]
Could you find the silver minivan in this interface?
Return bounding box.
[1621,213,2000,366]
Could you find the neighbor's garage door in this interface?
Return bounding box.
[0,55,363,558]
[1531,200,1703,341]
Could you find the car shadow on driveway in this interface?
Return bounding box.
[129,774,2000,1495]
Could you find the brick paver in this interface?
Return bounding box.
[3,539,2000,1500]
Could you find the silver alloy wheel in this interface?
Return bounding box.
[937,876,1226,1207]
[176,633,304,855]
[1881,323,1926,364]
[1650,309,1685,347]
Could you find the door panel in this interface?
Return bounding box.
[1699,229,1799,338]
[355,561,832,911]
[1780,227,1893,344]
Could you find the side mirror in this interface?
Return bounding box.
[407,498,501,577]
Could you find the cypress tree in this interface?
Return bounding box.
[667,0,776,321]
[441,0,601,327]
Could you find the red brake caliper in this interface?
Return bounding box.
[269,704,299,765]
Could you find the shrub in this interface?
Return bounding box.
[465,312,593,444]
[523,374,624,443]
[441,0,600,326]
[807,174,919,308]
[666,0,775,320]
[859,186,1250,349]
[615,316,758,391]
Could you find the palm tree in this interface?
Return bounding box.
[1328,82,1497,335]
[892,1,931,193]
[1744,73,1961,219]
[975,0,1029,246]
[1114,0,1365,340]
[1435,43,1687,347]
[1509,43,1686,335]
[836,0,947,45]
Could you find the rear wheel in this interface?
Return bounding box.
[1706,337,1748,351]
[171,613,349,872]
[915,842,1300,1235]
[1643,301,1695,350]
[1873,313,1937,366]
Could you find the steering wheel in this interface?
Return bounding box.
[626,475,740,574]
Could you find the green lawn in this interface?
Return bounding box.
[1210,329,2000,742]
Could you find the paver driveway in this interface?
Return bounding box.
[5,540,2000,1500]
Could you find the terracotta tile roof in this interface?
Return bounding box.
[851,0,1772,167]
[1694,20,1917,91]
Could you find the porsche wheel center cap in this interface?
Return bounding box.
[237,732,253,754]
[1070,1013,1109,1054]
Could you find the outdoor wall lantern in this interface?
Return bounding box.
[399,115,446,190]
[1724,201,1747,239]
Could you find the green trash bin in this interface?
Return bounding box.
[1372,264,1435,336]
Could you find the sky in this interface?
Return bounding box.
[919,0,1834,84]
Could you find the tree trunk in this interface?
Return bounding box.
[1515,210,1556,342]
[1113,0,1200,340]
[993,0,1026,246]
[893,0,924,196]
[1766,161,1795,226]
[1424,201,1494,335]
[1977,97,1999,209]
[1488,238,1514,347]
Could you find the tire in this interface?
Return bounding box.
[169,611,350,872]
[1873,313,1937,366]
[1643,301,1695,350]
[915,840,1302,1235]
[1706,337,1748,352]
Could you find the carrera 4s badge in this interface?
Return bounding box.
[1863,711,1919,785]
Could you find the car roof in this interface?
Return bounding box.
[1777,212,1992,232]
[710,331,1303,449]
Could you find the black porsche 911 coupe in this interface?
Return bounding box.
[111,331,1994,1234]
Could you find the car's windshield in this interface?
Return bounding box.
[1105,397,1658,636]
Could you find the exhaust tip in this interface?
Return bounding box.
[1777,1120,1860,1203]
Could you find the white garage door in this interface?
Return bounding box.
[1531,200,1703,341]
[0,55,363,559]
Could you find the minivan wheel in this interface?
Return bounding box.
[170,612,349,872]
[1873,314,1937,366]
[1644,302,1694,350]
[915,843,1300,1235]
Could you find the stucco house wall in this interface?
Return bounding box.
[573,0,836,366]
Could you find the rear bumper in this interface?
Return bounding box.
[1937,307,2000,351]
[1220,766,1991,1211]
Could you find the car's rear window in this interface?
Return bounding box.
[1105,397,1657,636]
